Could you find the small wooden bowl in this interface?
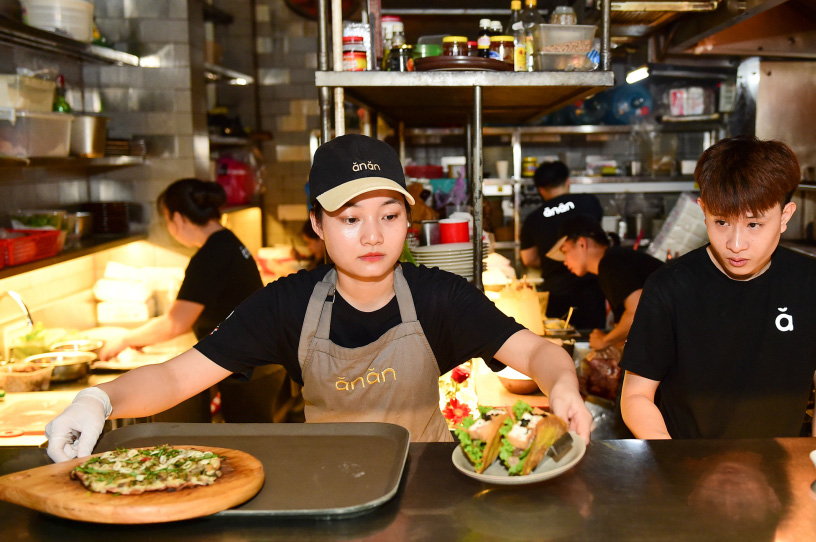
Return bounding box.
[496,367,540,395]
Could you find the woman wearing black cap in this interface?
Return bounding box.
[46,135,592,461]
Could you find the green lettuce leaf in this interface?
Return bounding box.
[512,399,533,421]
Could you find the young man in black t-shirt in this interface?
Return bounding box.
[520,161,606,329]
[548,213,663,351]
[620,136,816,439]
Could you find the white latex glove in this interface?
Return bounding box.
[45,387,112,462]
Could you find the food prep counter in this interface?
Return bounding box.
[1,435,815,541]
[0,332,196,446]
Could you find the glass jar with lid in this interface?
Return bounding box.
[550,5,577,25]
[388,44,415,72]
[442,36,468,56]
[522,156,538,177]
[488,35,515,65]
[342,36,367,71]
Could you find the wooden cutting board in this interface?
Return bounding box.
[0,445,264,524]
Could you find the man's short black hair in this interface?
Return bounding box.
[533,161,570,189]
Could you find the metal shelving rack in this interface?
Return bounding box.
[0,15,139,66]
[0,16,147,279]
[315,0,615,289]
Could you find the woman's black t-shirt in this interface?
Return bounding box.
[176,229,263,339]
[195,263,525,385]
[620,245,816,438]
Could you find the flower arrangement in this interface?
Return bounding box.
[439,359,478,428]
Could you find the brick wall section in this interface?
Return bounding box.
[254,0,320,244]
[89,0,202,247]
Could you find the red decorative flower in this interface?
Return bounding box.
[443,398,471,425]
[451,364,471,384]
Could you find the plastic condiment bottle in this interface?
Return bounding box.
[511,21,527,71]
[53,75,72,113]
[520,0,545,71]
[477,18,492,58]
[381,17,404,69]
[505,0,522,35]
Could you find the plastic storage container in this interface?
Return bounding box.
[0,363,53,392]
[0,110,73,158]
[0,75,56,112]
[21,0,94,42]
[4,229,61,266]
[532,24,596,53]
[532,52,593,71]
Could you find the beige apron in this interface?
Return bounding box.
[297,266,452,442]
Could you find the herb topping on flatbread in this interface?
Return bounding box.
[71,445,222,495]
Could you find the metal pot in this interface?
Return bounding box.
[24,351,96,382]
[70,115,108,158]
[50,338,104,357]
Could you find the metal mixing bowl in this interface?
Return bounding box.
[50,338,104,358]
[24,351,97,382]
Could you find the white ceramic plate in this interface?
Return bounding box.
[451,431,586,485]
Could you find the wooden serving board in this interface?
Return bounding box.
[0,445,264,524]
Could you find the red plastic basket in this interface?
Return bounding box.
[5,229,60,266]
[0,239,7,270]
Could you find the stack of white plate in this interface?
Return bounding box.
[411,242,489,281]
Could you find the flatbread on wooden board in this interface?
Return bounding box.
[71,445,222,495]
[0,445,265,524]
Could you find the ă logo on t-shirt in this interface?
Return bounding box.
[240,246,251,259]
[775,307,794,332]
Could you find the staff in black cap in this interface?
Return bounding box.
[46,135,592,461]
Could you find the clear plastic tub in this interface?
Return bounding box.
[0,363,53,392]
[532,24,596,53]
[0,110,73,158]
[0,75,56,112]
[533,52,593,71]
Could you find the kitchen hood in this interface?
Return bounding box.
[667,0,816,58]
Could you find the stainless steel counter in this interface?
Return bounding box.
[2,436,815,541]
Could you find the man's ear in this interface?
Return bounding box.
[576,237,588,252]
[780,201,797,232]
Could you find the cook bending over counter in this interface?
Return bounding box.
[46,134,592,461]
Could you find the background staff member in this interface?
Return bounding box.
[99,178,263,358]
[291,219,326,271]
[547,213,663,351]
[97,179,298,424]
[520,161,606,329]
[46,135,592,461]
[620,136,816,439]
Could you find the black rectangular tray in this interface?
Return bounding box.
[95,422,410,518]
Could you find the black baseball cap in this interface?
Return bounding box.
[308,134,415,212]
[546,213,609,261]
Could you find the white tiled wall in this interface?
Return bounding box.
[0,241,194,360]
